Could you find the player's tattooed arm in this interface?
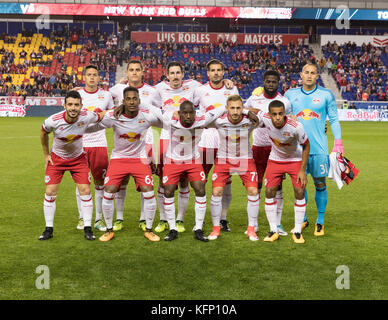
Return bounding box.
[113,104,125,119]
[40,128,53,170]
[297,140,310,188]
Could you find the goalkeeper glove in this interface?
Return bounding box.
[332,139,345,154]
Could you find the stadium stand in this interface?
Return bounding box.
[322,41,388,101]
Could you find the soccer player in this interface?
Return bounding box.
[153,61,202,234]
[39,90,105,241]
[285,62,345,236]
[75,65,114,232]
[206,95,261,242]
[245,70,291,236]
[254,100,310,244]
[85,86,163,242]
[109,60,158,232]
[161,100,228,242]
[194,59,239,233]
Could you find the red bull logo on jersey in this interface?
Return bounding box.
[164,96,188,107]
[296,109,321,121]
[270,137,291,147]
[58,134,83,144]
[119,132,141,142]
[312,98,321,104]
[227,134,241,143]
[86,106,96,112]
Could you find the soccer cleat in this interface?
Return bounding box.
[76,218,84,230]
[263,231,279,242]
[176,220,186,233]
[94,219,107,232]
[138,220,146,232]
[38,227,53,241]
[84,226,96,241]
[220,220,231,232]
[314,224,325,236]
[246,226,259,241]
[164,229,178,241]
[277,224,288,236]
[144,230,160,242]
[99,229,114,242]
[244,225,258,235]
[155,220,169,233]
[292,232,305,244]
[113,219,123,231]
[290,219,309,233]
[208,226,221,240]
[194,229,209,242]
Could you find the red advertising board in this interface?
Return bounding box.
[131,32,308,45]
[21,3,293,19]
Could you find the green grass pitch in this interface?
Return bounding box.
[0,118,387,300]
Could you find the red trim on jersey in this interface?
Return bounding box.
[83,87,99,94]
[286,117,298,128]
[208,82,225,90]
[134,82,145,89]
[41,124,50,133]
[301,138,309,146]
[206,105,215,112]
[52,112,65,121]
[122,111,139,119]
[227,113,245,125]
[63,112,73,124]
[263,92,279,100]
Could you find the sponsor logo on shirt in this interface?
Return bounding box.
[119,132,141,142]
[164,96,188,107]
[86,106,96,112]
[312,97,321,104]
[58,134,83,144]
[295,109,321,120]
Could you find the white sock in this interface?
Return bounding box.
[194,196,207,231]
[94,186,104,222]
[177,186,190,221]
[276,189,284,226]
[102,192,115,229]
[80,194,93,227]
[114,184,127,221]
[157,186,167,221]
[265,197,278,233]
[294,198,306,234]
[75,187,82,219]
[247,194,260,227]
[142,191,156,230]
[43,194,56,227]
[164,196,176,230]
[210,195,222,227]
[139,192,145,221]
[221,181,232,220]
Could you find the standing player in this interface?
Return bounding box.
[245,70,291,236]
[194,59,239,233]
[109,60,158,232]
[39,90,105,241]
[285,62,345,236]
[75,65,114,232]
[153,61,202,234]
[206,95,260,242]
[85,87,163,242]
[255,100,310,244]
[161,100,228,242]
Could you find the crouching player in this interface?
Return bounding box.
[256,100,310,244]
[161,100,228,242]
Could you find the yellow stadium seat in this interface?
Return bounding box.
[29,79,34,85]
[77,75,82,80]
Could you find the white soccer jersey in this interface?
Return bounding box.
[258,112,308,162]
[163,106,226,162]
[245,91,291,147]
[154,79,201,139]
[42,110,100,159]
[109,82,159,147]
[78,88,114,148]
[194,82,239,149]
[86,107,162,160]
[207,113,254,160]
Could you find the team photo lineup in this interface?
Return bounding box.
[39,58,342,245]
[2,0,388,303]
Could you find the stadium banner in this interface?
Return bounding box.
[352,102,388,110]
[131,32,308,45]
[0,104,26,117]
[321,35,388,47]
[1,97,64,106]
[337,109,386,121]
